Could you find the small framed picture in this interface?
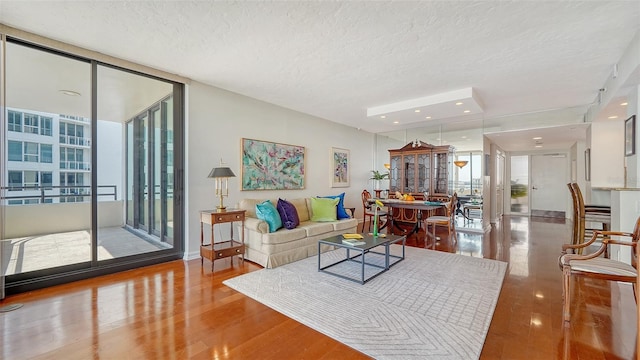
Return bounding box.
[625,115,636,156]
[331,147,350,187]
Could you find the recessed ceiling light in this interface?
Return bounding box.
[425,116,432,119]
[455,102,463,106]
[621,102,628,106]
[608,115,618,119]
[380,115,386,119]
[461,136,467,139]
[59,89,81,96]
[535,145,543,148]
[463,110,471,113]
[414,109,421,113]
[533,137,542,140]
[393,121,399,124]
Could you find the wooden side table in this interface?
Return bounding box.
[200,209,245,271]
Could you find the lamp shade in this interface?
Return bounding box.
[453,160,469,168]
[208,167,236,178]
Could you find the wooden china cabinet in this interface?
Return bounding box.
[388,141,454,225]
[389,141,454,198]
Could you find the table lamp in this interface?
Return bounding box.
[208,160,236,212]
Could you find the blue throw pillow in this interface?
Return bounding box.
[319,192,350,219]
[277,198,300,230]
[256,200,283,233]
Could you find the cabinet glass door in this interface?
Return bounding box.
[433,152,449,194]
[404,155,416,193]
[389,155,401,193]
[417,153,430,195]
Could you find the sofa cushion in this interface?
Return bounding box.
[244,217,269,234]
[332,218,359,231]
[319,192,350,219]
[298,221,335,237]
[262,227,307,245]
[256,200,282,233]
[277,198,300,230]
[288,198,310,222]
[238,199,262,218]
[310,197,339,222]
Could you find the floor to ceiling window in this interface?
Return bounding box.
[1,36,184,294]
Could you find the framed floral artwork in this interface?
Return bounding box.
[241,138,305,190]
[331,147,350,188]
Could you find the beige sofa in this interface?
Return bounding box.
[237,198,358,268]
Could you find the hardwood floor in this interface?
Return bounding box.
[0,216,636,359]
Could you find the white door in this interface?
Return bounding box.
[531,154,568,217]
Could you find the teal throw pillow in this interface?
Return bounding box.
[256,200,283,233]
[310,197,339,222]
[319,192,350,219]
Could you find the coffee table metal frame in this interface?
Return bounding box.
[317,234,406,284]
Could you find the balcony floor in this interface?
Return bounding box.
[1,227,168,276]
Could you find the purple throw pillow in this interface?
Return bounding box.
[277,198,300,230]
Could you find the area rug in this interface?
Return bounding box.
[223,246,507,359]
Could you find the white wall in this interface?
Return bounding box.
[590,120,625,188]
[482,136,492,230]
[374,134,404,192]
[97,120,123,200]
[3,201,123,238]
[186,82,375,259]
[627,86,639,188]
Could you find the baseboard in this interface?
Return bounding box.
[183,251,200,261]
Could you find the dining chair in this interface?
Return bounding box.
[568,183,611,254]
[559,216,640,323]
[361,190,387,233]
[424,192,457,249]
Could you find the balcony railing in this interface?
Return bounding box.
[1,185,117,203]
[59,135,90,146]
[59,161,91,171]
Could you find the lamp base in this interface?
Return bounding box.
[216,206,227,212]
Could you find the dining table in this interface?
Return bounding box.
[368,198,445,244]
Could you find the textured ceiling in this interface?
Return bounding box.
[0,1,638,148]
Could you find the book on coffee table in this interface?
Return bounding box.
[342,233,364,239]
[342,238,366,246]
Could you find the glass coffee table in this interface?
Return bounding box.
[318,233,406,284]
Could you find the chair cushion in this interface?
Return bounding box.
[277,198,300,230]
[425,216,450,223]
[564,256,637,277]
[256,200,283,233]
[310,197,339,222]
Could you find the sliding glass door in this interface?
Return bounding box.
[1,37,184,293]
[2,41,92,276]
[95,65,175,260]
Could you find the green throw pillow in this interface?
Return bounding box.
[310,197,339,222]
[256,200,283,232]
